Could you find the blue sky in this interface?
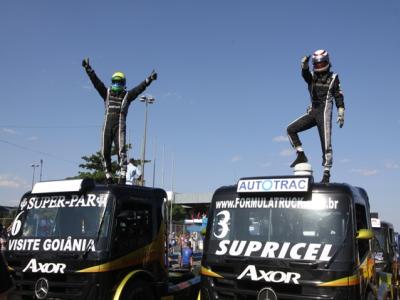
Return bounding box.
[1,1,400,227]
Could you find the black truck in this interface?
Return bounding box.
[371,213,399,299]
[200,175,377,300]
[5,178,199,299]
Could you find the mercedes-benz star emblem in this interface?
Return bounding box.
[257,287,278,300]
[35,277,49,299]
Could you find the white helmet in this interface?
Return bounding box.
[312,49,330,72]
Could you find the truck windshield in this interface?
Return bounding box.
[373,228,387,253]
[207,194,350,262]
[8,192,111,252]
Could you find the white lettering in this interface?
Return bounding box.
[237,265,301,284]
[22,258,66,274]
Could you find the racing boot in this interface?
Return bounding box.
[105,173,113,185]
[118,176,126,185]
[321,170,330,184]
[290,151,308,168]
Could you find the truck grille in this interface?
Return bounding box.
[13,272,92,299]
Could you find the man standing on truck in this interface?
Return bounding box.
[287,49,345,183]
[82,58,157,184]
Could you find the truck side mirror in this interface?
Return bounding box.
[356,229,374,240]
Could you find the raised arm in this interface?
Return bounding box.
[82,58,107,100]
[301,55,313,84]
[127,70,158,102]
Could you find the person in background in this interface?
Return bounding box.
[180,241,193,270]
[126,158,142,185]
[0,224,13,298]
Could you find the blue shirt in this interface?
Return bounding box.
[181,247,193,266]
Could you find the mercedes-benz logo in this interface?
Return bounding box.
[34,277,49,299]
[257,287,277,300]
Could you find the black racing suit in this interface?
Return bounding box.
[287,68,344,169]
[85,69,150,177]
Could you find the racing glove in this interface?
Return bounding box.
[82,58,92,73]
[146,70,158,84]
[337,107,345,128]
[301,55,310,70]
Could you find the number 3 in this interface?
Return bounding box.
[213,210,230,239]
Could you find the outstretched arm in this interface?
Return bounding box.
[127,70,158,101]
[82,58,107,99]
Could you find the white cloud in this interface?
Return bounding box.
[2,128,17,134]
[385,163,400,169]
[273,135,289,142]
[231,155,241,163]
[350,169,379,176]
[0,175,29,189]
[280,148,294,157]
[27,136,38,141]
[340,158,351,163]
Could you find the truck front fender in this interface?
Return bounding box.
[113,269,155,300]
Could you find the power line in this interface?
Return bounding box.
[0,139,79,165]
[0,125,101,129]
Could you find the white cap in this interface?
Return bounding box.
[294,163,313,176]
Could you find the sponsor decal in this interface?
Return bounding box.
[8,237,96,252]
[237,178,309,193]
[23,258,66,274]
[237,265,301,284]
[215,240,332,261]
[216,197,338,210]
[371,218,381,228]
[19,193,108,210]
[215,197,338,210]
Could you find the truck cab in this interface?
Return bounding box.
[200,175,376,300]
[371,214,399,299]
[6,179,199,299]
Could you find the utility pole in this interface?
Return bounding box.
[139,95,155,186]
[31,163,39,189]
[39,159,43,181]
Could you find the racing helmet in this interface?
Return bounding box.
[111,71,126,92]
[312,49,330,72]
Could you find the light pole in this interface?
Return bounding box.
[31,163,39,189]
[139,95,155,186]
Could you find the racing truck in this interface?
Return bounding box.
[199,174,378,300]
[5,178,199,299]
[371,213,399,299]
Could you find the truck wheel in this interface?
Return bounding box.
[122,279,156,300]
[366,291,376,300]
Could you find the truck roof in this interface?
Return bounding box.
[211,178,369,207]
[21,179,167,208]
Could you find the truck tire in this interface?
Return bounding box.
[121,279,156,300]
[366,291,376,300]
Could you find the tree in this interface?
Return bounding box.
[70,145,140,183]
[171,204,187,221]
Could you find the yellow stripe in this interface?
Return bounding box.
[200,266,223,278]
[319,275,360,287]
[113,270,142,300]
[78,225,165,273]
